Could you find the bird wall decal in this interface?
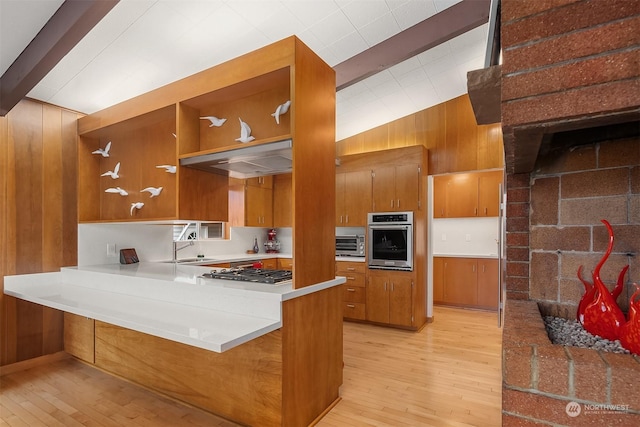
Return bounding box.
[101,162,120,179]
[235,117,255,143]
[130,202,144,216]
[141,186,163,198]
[271,100,291,124]
[156,165,176,174]
[92,141,111,157]
[105,187,128,196]
[200,116,227,127]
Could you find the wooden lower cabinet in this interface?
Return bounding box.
[433,257,498,310]
[64,312,95,363]
[277,257,293,270]
[366,269,414,327]
[336,260,366,320]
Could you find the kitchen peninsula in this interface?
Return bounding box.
[4,263,345,426]
[4,36,340,427]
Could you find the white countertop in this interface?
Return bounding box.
[4,263,344,353]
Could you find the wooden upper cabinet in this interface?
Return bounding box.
[336,170,371,226]
[478,170,503,217]
[372,164,420,212]
[433,170,503,218]
[273,173,292,228]
[245,185,273,227]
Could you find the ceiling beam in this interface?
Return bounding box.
[0,0,119,116]
[334,0,491,91]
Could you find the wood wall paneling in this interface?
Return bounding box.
[1,99,77,366]
[336,94,504,175]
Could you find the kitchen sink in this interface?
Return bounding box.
[165,258,218,264]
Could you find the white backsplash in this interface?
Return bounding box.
[78,224,293,266]
[431,217,500,257]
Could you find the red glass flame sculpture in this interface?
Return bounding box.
[580,220,627,341]
[577,264,628,326]
[620,284,640,355]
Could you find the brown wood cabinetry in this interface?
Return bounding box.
[366,269,414,327]
[336,170,371,226]
[245,177,274,227]
[261,258,278,269]
[277,257,293,270]
[433,257,498,310]
[372,164,420,212]
[64,312,94,363]
[273,173,292,227]
[433,170,503,218]
[229,173,293,227]
[336,261,366,320]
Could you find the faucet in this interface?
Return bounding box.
[173,240,194,262]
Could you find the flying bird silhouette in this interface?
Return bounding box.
[156,165,176,174]
[200,116,227,127]
[235,117,255,143]
[130,202,144,216]
[271,100,291,125]
[105,187,128,196]
[92,141,111,157]
[101,162,120,179]
[141,186,163,198]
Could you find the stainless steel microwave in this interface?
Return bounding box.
[336,235,365,257]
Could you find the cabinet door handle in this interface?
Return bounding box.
[474,207,478,216]
[345,214,349,223]
[397,199,400,208]
[339,215,343,224]
[390,199,394,208]
[346,276,356,281]
[484,207,487,215]
[346,304,355,308]
[472,264,476,272]
[346,288,356,292]
[384,282,387,291]
[391,282,395,291]
[346,267,355,271]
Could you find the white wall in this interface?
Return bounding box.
[78,224,293,266]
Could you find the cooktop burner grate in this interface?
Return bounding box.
[201,268,292,284]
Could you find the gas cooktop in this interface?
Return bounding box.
[201,268,292,285]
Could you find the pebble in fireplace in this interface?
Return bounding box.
[543,315,630,354]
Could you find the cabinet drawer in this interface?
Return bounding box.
[343,285,366,303]
[277,257,293,270]
[261,258,278,269]
[340,272,365,288]
[335,261,366,275]
[343,302,366,320]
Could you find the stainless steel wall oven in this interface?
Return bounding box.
[367,212,413,271]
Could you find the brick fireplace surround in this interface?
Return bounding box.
[499,1,640,426]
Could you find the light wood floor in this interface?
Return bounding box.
[0,307,502,426]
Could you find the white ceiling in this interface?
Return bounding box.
[0,0,488,141]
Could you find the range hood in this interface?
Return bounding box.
[180,139,292,179]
